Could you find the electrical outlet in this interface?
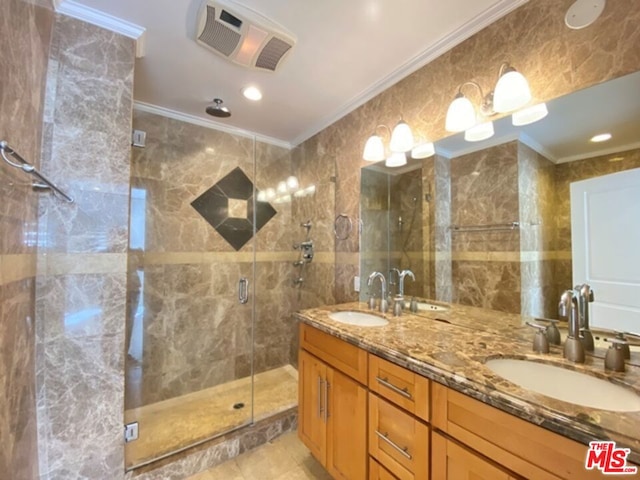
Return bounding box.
[354,276,360,292]
[131,130,146,148]
[124,422,139,442]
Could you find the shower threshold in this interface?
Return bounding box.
[124,365,298,470]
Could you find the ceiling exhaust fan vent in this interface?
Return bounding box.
[196,0,296,72]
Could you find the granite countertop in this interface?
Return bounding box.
[294,301,640,464]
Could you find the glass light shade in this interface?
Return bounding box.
[411,142,435,159]
[512,103,548,126]
[277,181,288,195]
[363,134,385,161]
[257,191,267,202]
[265,188,276,200]
[286,176,299,191]
[464,121,494,142]
[445,95,476,132]
[389,120,414,152]
[493,69,532,113]
[385,152,407,168]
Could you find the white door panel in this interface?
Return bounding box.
[571,168,640,331]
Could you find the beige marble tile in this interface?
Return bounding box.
[189,461,244,480]
[235,441,299,479]
[125,366,298,469]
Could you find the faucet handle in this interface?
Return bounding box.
[526,322,550,354]
[534,318,562,346]
[604,337,630,372]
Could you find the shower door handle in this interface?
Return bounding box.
[238,278,249,305]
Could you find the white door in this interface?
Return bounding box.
[571,168,640,332]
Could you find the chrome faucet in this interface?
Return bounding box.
[398,269,415,298]
[575,284,595,352]
[368,272,388,314]
[559,290,585,363]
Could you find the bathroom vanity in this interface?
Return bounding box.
[295,302,640,479]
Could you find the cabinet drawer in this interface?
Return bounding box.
[432,432,517,480]
[432,382,606,480]
[300,323,368,384]
[369,354,429,422]
[370,457,399,480]
[369,393,429,480]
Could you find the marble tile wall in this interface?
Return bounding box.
[431,156,452,302]
[129,111,300,410]
[449,142,521,313]
[0,0,54,479]
[518,143,558,318]
[359,169,390,301]
[390,169,424,299]
[296,0,640,309]
[35,14,134,480]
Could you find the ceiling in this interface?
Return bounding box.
[55,0,527,147]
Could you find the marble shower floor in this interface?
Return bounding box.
[186,431,332,480]
[125,365,299,469]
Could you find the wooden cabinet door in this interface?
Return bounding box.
[432,432,516,480]
[326,367,368,480]
[298,350,327,465]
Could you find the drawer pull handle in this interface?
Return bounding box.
[375,431,412,460]
[376,376,412,399]
[317,377,324,419]
[324,381,330,422]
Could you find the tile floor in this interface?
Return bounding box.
[186,431,333,480]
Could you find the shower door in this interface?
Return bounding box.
[124,112,259,469]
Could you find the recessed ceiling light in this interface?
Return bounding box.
[242,86,262,101]
[590,133,612,143]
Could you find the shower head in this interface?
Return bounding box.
[206,98,231,118]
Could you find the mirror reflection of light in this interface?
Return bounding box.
[64,307,102,330]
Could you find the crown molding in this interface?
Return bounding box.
[518,132,557,163]
[290,0,529,146]
[134,102,293,150]
[436,131,520,159]
[555,140,640,164]
[55,0,147,57]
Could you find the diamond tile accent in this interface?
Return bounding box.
[191,167,277,250]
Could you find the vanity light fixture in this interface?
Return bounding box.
[464,121,495,142]
[590,133,612,143]
[493,63,532,113]
[445,62,534,142]
[363,121,434,167]
[512,102,548,126]
[445,81,492,133]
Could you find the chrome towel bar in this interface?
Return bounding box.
[0,140,74,203]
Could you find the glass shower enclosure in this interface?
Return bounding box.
[124,112,298,469]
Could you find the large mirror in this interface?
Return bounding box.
[360,70,640,329]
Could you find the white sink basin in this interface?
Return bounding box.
[329,311,389,327]
[485,359,640,412]
[416,302,448,312]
